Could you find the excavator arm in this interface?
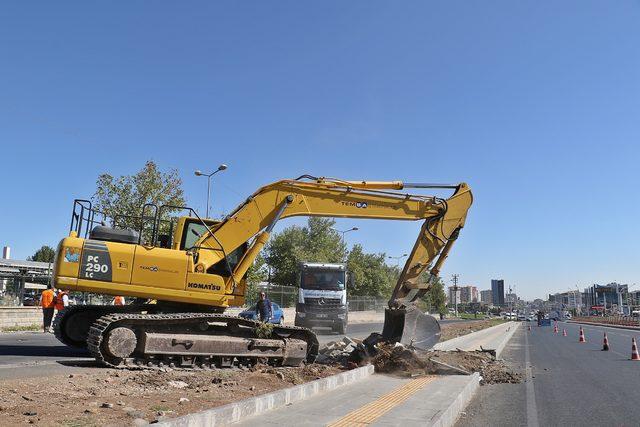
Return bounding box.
[192,176,473,349]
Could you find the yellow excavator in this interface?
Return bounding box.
[52,175,472,369]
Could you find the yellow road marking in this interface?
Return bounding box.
[327,375,435,427]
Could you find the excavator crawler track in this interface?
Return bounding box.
[53,304,158,349]
[86,312,319,370]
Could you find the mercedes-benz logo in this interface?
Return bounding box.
[318,298,325,305]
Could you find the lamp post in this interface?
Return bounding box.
[334,227,358,261]
[194,164,227,218]
[387,253,408,269]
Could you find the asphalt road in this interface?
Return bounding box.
[0,321,388,380]
[456,321,640,426]
[0,318,467,380]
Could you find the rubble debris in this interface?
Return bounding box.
[317,334,522,385]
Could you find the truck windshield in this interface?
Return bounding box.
[301,270,345,290]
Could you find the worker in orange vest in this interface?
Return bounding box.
[54,289,69,311]
[113,296,125,305]
[40,285,56,333]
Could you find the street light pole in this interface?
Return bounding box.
[334,227,358,260]
[387,253,408,269]
[195,164,228,218]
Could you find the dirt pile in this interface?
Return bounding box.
[370,343,521,385]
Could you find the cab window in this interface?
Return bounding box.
[180,221,209,250]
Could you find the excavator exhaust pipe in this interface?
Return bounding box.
[381,306,441,350]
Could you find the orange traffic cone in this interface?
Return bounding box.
[562,328,567,336]
[631,338,640,360]
[579,326,586,343]
[554,324,558,334]
[602,332,610,351]
[528,325,531,331]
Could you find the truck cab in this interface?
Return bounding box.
[294,262,348,334]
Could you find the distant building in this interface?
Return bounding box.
[491,279,505,306]
[458,285,478,303]
[505,293,518,304]
[480,289,493,305]
[583,283,628,313]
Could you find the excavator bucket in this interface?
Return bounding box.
[381,306,441,350]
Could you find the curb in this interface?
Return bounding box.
[156,364,375,427]
[567,320,640,331]
[431,373,481,427]
[494,322,520,358]
[434,321,519,356]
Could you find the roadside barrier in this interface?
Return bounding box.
[573,316,640,328]
[579,326,586,343]
[631,338,640,361]
[602,332,610,351]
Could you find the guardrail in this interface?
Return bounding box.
[573,316,640,327]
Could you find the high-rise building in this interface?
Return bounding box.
[480,289,493,305]
[491,279,505,306]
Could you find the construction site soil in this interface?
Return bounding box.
[0,364,342,426]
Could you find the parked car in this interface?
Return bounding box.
[239,302,285,324]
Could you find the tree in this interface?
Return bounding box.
[28,245,56,263]
[264,218,346,287]
[418,275,447,315]
[245,253,268,306]
[346,244,397,297]
[93,161,186,232]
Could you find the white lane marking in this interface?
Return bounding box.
[524,329,539,427]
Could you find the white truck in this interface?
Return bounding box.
[294,262,348,334]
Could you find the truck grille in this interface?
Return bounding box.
[304,297,343,312]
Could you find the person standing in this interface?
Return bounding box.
[255,292,272,323]
[54,289,69,312]
[40,286,56,333]
[113,296,125,305]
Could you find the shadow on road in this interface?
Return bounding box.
[0,345,89,358]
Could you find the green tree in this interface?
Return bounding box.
[93,161,186,233]
[27,245,56,263]
[346,244,396,297]
[245,253,268,306]
[264,218,346,287]
[418,275,447,315]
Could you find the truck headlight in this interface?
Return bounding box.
[337,314,346,319]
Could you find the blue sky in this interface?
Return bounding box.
[1,1,639,299]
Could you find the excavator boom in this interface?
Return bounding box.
[191,176,473,349]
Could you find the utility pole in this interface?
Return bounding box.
[451,274,459,317]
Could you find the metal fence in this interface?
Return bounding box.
[251,285,386,312]
[347,296,386,312]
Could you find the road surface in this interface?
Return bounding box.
[0,318,467,380]
[456,321,640,426]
